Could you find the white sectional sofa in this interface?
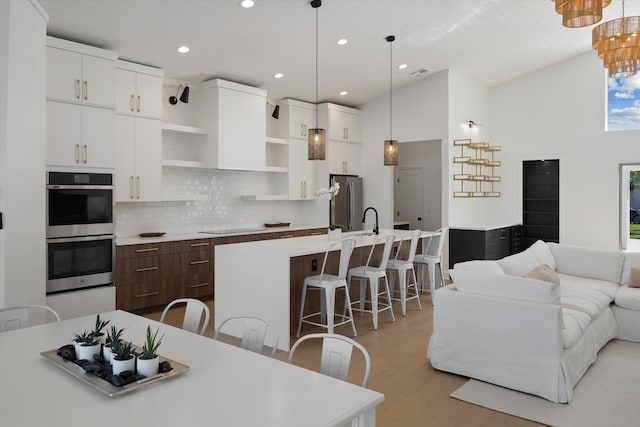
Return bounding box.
[427,240,640,403]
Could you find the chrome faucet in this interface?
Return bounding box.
[362,207,379,235]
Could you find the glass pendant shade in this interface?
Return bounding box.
[593,15,640,77]
[553,0,611,28]
[308,128,326,160]
[384,140,398,166]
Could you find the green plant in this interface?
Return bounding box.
[329,224,344,231]
[110,339,134,361]
[105,325,124,346]
[73,330,98,347]
[140,326,164,360]
[91,314,110,338]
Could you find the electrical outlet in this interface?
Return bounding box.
[311,258,318,271]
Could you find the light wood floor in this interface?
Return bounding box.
[141,295,543,427]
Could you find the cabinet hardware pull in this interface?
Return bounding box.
[190,242,210,247]
[83,144,88,164]
[189,282,209,288]
[190,260,209,265]
[130,176,134,199]
[280,234,295,239]
[83,81,88,100]
[136,176,140,199]
[304,181,307,198]
[135,266,159,272]
[130,94,134,112]
[75,80,81,99]
[137,95,141,112]
[135,247,159,253]
[75,144,80,163]
[300,181,304,198]
[310,231,323,235]
[136,291,159,298]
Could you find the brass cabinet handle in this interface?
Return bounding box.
[75,80,81,99]
[75,144,80,163]
[137,95,141,112]
[130,94,134,112]
[190,260,209,265]
[136,291,159,298]
[129,176,134,199]
[135,266,159,272]
[189,282,209,289]
[135,247,159,253]
[303,181,307,198]
[83,144,88,164]
[280,234,294,239]
[300,181,304,198]
[136,176,140,199]
[190,242,210,247]
[310,231,323,235]
[83,80,88,100]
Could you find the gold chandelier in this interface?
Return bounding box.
[552,0,611,28]
[592,2,640,78]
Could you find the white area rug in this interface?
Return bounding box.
[450,340,640,427]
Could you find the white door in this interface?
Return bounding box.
[82,54,115,108]
[82,106,115,168]
[134,118,162,201]
[395,167,423,229]
[115,68,136,114]
[135,73,163,119]
[46,101,82,167]
[115,115,136,201]
[46,47,82,103]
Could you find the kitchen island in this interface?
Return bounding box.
[215,229,430,350]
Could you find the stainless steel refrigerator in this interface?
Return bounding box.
[330,174,363,232]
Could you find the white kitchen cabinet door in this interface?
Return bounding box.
[288,138,316,200]
[46,47,83,103]
[115,68,137,115]
[135,73,163,119]
[115,115,162,202]
[82,106,115,168]
[288,102,316,139]
[82,54,115,108]
[328,140,361,175]
[328,109,361,143]
[46,101,82,167]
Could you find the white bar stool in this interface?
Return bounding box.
[346,234,396,330]
[387,230,422,316]
[297,238,357,337]
[414,227,448,305]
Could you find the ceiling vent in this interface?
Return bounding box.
[410,68,429,77]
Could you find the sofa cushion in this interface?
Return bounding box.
[548,243,624,284]
[452,260,504,275]
[621,252,640,286]
[629,268,640,288]
[562,308,591,349]
[527,240,557,271]
[525,264,560,285]
[615,285,640,310]
[557,272,619,300]
[450,269,560,304]
[497,250,541,277]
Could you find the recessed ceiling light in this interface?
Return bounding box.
[177,46,190,54]
[336,38,348,46]
[339,91,348,96]
[240,0,254,8]
[273,73,284,79]
[398,64,408,70]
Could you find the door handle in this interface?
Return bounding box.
[418,217,422,221]
[83,144,88,164]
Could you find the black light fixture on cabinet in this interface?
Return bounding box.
[384,35,398,166]
[169,84,189,105]
[272,105,280,119]
[308,0,326,160]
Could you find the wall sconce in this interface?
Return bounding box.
[169,84,189,105]
[266,101,280,119]
[464,120,481,128]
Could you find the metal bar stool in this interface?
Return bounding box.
[387,229,422,316]
[414,227,448,305]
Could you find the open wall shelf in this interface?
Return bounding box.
[453,139,501,197]
[522,159,559,248]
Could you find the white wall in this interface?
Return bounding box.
[0,0,48,307]
[491,51,639,250]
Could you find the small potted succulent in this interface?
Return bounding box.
[110,339,135,376]
[72,330,100,361]
[136,326,164,377]
[102,325,124,361]
[90,314,110,344]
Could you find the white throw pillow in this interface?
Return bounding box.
[497,250,540,277]
[450,269,560,304]
[451,260,505,275]
[548,243,623,283]
[621,252,640,286]
[527,240,557,271]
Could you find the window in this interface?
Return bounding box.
[620,164,640,250]
[608,72,640,131]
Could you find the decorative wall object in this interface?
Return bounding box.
[453,139,501,198]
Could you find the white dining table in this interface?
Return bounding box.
[0,310,384,427]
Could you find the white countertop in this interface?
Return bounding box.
[450,224,520,231]
[116,224,325,246]
[215,228,432,258]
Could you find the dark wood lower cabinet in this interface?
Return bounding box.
[448,225,522,268]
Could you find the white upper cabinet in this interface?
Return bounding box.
[115,61,163,119]
[288,138,316,200]
[276,99,317,139]
[198,79,267,171]
[46,37,116,108]
[319,103,361,143]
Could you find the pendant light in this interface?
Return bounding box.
[552,0,611,28]
[384,35,398,166]
[308,0,326,160]
[592,0,640,78]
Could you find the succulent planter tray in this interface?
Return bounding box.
[40,347,190,397]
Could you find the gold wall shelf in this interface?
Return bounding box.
[453,139,501,198]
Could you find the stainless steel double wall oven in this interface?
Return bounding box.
[46,172,114,294]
